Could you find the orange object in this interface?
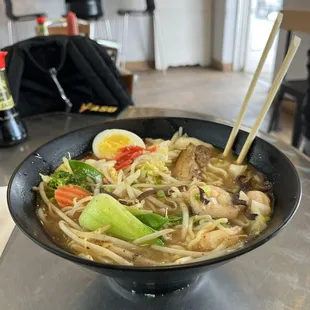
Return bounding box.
[114,159,133,171]
[112,145,158,171]
[0,51,8,70]
[36,16,47,24]
[147,146,157,152]
[118,146,144,153]
[113,145,145,170]
[67,11,79,35]
[55,185,90,208]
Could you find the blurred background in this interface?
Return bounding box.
[1,0,310,148]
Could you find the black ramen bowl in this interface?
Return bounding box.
[7,117,301,294]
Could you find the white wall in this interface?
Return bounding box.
[0,0,154,62]
[222,0,237,63]
[104,0,154,62]
[0,0,229,65]
[274,0,310,80]
[212,0,226,62]
[212,0,237,64]
[0,0,64,47]
[155,0,212,69]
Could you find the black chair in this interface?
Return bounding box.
[65,0,103,20]
[65,0,112,40]
[117,0,165,70]
[4,0,46,44]
[268,9,310,147]
[118,0,155,16]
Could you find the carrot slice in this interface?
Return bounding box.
[55,185,91,208]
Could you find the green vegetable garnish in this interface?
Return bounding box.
[103,186,114,193]
[248,214,268,236]
[47,170,82,189]
[154,177,162,185]
[139,161,167,184]
[45,170,87,197]
[202,185,211,196]
[265,216,271,223]
[156,189,166,198]
[166,215,183,227]
[231,187,240,194]
[79,194,163,245]
[125,207,168,230]
[69,160,103,183]
[195,193,200,200]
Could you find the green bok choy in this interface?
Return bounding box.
[69,160,103,183]
[79,194,163,245]
[124,207,168,230]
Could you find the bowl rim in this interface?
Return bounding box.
[7,116,302,272]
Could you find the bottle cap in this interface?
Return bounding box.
[0,51,8,70]
[67,11,77,18]
[36,16,47,24]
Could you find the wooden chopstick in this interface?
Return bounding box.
[236,35,301,164]
[223,12,283,157]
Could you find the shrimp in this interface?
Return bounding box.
[209,185,232,206]
[247,191,270,206]
[200,229,241,250]
[247,190,271,216]
[189,185,239,220]
[200,230,229,250]
[203,204,239,220]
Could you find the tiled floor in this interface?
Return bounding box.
[134,67,293,145]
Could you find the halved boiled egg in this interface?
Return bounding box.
[92,129,145,159]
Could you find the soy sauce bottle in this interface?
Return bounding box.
[0,51,27,146]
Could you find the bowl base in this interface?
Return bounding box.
[110,276,201,295]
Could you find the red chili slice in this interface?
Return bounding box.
[147,146,157,152]
[119,145,144,152]
[113,146,145,170]
[129,150,143,160]
[114,159,133,171]
[113,150,132,161]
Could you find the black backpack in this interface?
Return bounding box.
[2,35,134,118]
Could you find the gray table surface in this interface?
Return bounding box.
[1,109,310,310]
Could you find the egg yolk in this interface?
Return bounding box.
[98,134,131,158]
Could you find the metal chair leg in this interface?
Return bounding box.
[120,13,129,69]
[104,19,113,40]
[292,99,304,148]
[7,20,13,45]
[116,16,123,67]
[267,88,285,132]
[153,11,166,73]
[14,22,20,43]
[89,21,95,39]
